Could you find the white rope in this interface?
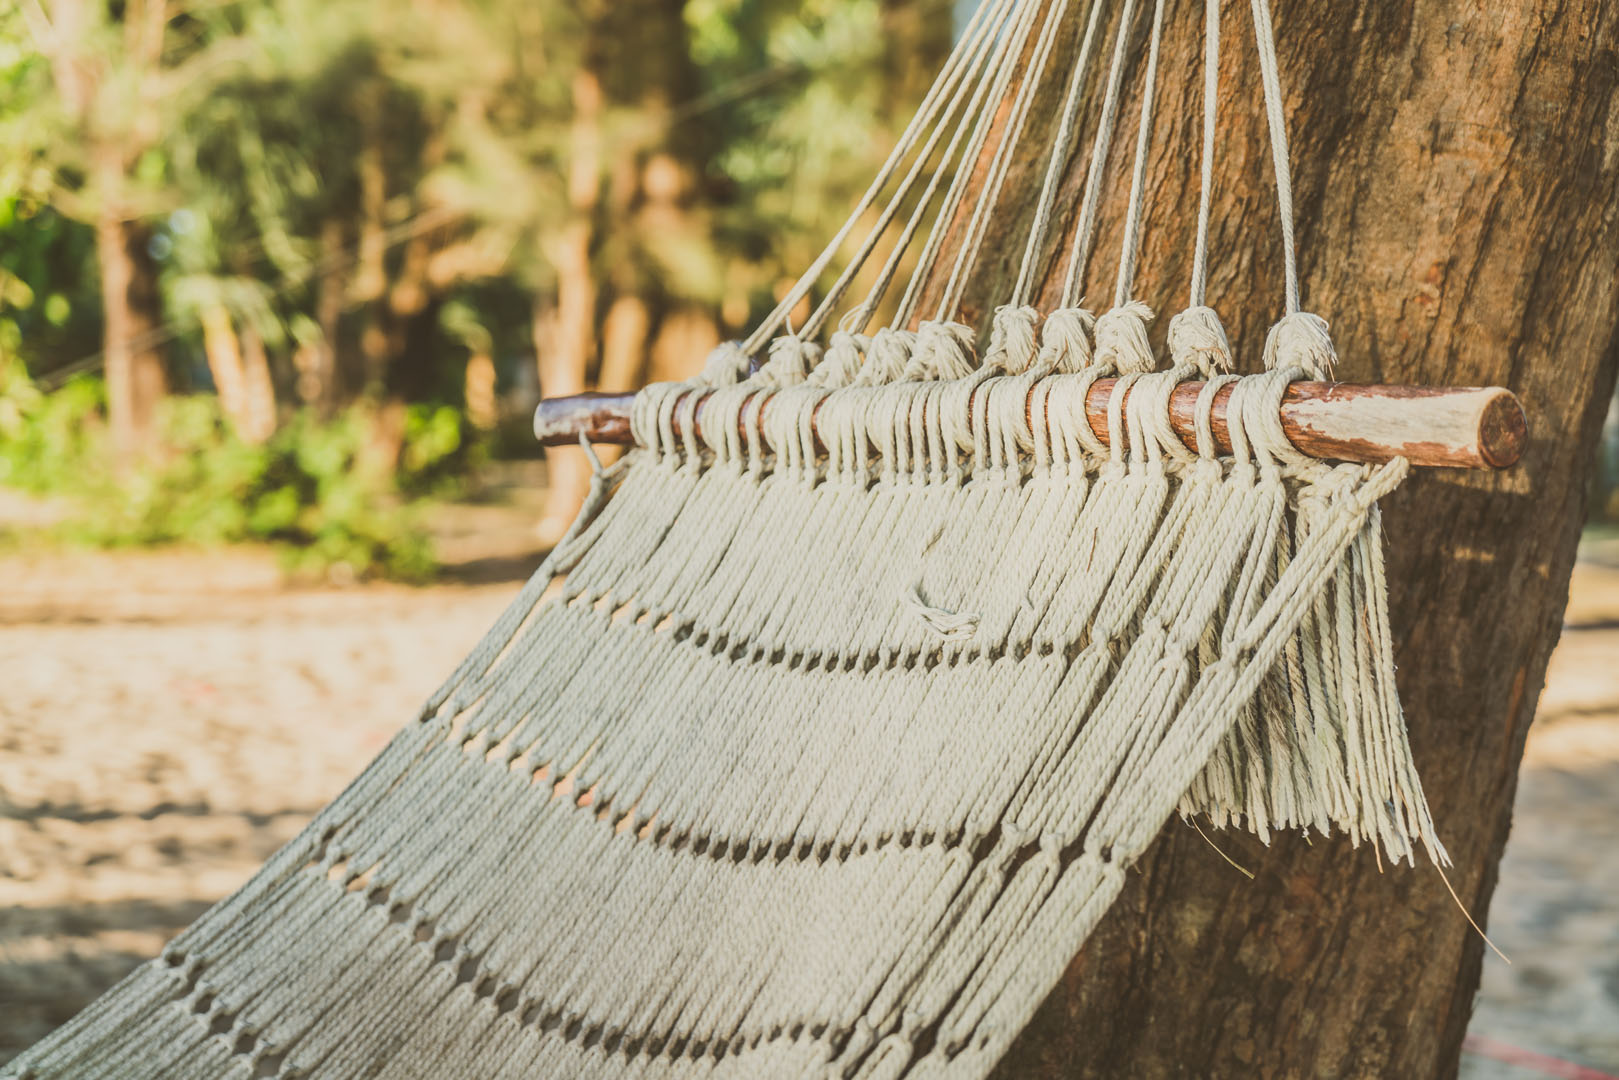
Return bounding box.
[738,0,1010,356]
[1111,0,1169,310]
[934,0,1071,321]
[835,0,1025,339]
[893,0,1042,330]
[1249,0,1299,314]
[794,0,1020,343]
[1059,0,1143,308]
[1189,0,1221,308]
[1012,0,1109,306]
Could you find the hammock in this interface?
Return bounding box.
[8,0,1499,1077]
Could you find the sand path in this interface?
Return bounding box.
[1,540,1614,1076]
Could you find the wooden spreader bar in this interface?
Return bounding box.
[533,380,1527,470]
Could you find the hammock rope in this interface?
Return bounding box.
[9,3,1468,1079]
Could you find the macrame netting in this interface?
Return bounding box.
[6,1,1448,1078]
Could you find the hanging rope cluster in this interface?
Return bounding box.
[696,0,1338,393]
[8,4,1457,1080]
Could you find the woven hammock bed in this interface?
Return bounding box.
[6,0,1528,1077]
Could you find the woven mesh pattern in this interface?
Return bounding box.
[6,369,1436,1080]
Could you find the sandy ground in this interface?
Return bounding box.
[0,504,1615,1075]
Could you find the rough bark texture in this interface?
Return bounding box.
[901,1,1619,1076]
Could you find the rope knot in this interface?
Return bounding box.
[753,335,822,387]
[907,320,978,382]
[906,586,979,641]
[808,330,869,389]
[1093,301,1157,373]
[854,327,917,386]
[982,304,1041,375]
[1166,305,1233,376]
[1037,306,1096,373]
[1263,311,1337,380]
[697,341,752,386]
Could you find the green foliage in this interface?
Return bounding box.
[0,197,102,382]
[0,360,103,492]
[0,0,946,571]
[0,367,448,581]
[2,0,936,374]
[398,403,481,497]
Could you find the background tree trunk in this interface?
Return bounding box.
[535,69,603,549]
[237,324,277,443]
[95,209,168,456]
[898,1,1619,1076]
[539,0,706,541]
[200,305,250,430]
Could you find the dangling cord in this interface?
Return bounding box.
[934,0,1076,323]
[1168,0,1234,375]
[1012,0,1108,307]
[893,0,1043,327]
[737,0,1009,356]
[1250,0,1298,315]
[1059,0,1143,308]
[795,0,1019,345]
[1190,0,1221,311]
[1250,0,1336,377]
[1092,0,1168,376]
[1112,0,1168,313]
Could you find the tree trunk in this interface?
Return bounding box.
[294,218,345,413]
[95,204,168,457]
[599,294,652,394]
[895,2,1619,1076]
[464,350,498,430]
[881,0,955,122]
[536,69,604,549]
[200,305,250,428]
[238,323,277,443]
[201,307,277,443]
[352,98,391,397]
[648,305,719,384]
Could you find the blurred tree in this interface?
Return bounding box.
[10,0,184,454]
[0,0,950,525]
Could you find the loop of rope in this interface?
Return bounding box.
[808,331,870,390]
[981,305,1042,375]
[1038,307,1097,374]
[1093,301,1156,374]
[1166,305,1233,375]
[908,321,979,381]
[1263,310,1337,379]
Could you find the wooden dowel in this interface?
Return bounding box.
[533,379,1527,470]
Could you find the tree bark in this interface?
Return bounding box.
[893,1,1619,1076]
[95,206,168,457]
